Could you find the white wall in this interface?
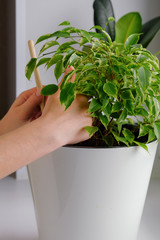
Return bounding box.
[16,0,160,178]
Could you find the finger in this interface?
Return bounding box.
[13,87,38,106]
[58,65,75,87]
[21,92,43,119]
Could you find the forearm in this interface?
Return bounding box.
[0,118,61,179]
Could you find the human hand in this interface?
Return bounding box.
[0,87,43,135]
[41,66,92,146]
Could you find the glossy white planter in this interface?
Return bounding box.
[28,141,157,240]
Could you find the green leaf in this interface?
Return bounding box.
[47,54,63,69]
[54,59,63,81]
[139,16,160,48]
[36,58,51,68]
[121,89,134,100]
[134,141,148,152]
[125,33,140,48]
[25,58,37,80]
[153,121,160,140]
[122,128,135,143]
[148,129,156,143]
[112,102,123,112]
[138,125,149,138]
[39,41,59,54]
[117,108,127,122]
[124,100,134,114]
[112,132,129,146]
[89,98,102,112]
[84,126,99,137]
[115,12,142,44]
[93,0,115,40]
[36,31,70,44]
[138,66,151,91]
[41,84,58,96]
[135,107,149,117]
[99,113,109,129]
[80,30,92,42]
[60,82,75,110]
[103,82,117,98]
[59,21,71,26]
[58,41,77,51]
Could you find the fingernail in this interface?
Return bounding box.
[36,88,41,97]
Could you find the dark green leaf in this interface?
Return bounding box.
[112,102,123,112]
[89,98,102,112]
[139,16,160,48]
[103,82,117,98]
[84,126,99,137]
[121,89,134,100]
[41,84,58,96]
[99,113,109,129]
[60,82,75,110]
[93,0,115,40]
[25,58,37,80]
[117,108,127,122]
[58,41,77,51]
[54,59,63,81]
[115,12,142,44]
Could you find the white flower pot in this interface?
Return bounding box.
[28,141,157,240]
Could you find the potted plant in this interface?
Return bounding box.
[26,1,160,239]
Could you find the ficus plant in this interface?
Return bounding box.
[25,15,160,151]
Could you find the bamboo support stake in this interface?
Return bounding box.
[28,40,44,111]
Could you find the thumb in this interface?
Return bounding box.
[22,90,43,118]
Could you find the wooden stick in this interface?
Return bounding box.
[28,40,44,111]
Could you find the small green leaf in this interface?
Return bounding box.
[59,21,71,26]
[122,128,135,143]
[47,54,63,69]
[153,121,160,140]
[25,58,37,80]
[89,98,102,112]
[80,30,92,42]
[84,126,99,137]
[117,108,127,122]
[112,132,129,146]
[125,33,140,48]
[60,82,75,110]
[148,129,156,143]
[134,141,149,152]
[99,113,109,129]
[41,84,58,96]
[138,125,149,138]
[138,66,151,91]
[54,59,63,81]
[103,82,117,98]
[135,107,149,117]
[39,41,59,54]
[121,89,134,100]
[37,58,51,68]
[112,102,123,112]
